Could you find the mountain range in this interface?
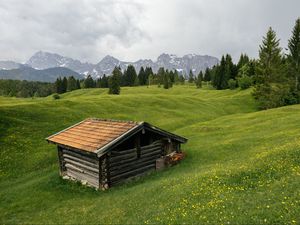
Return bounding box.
[0,51,219,82]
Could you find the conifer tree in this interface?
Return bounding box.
[144,67,153,86]
[204,68,211,82]
[108,67,121,95]
[55,77,63,94]
[76,79,81,89]
[101,74,109,88]
[237,54,250,69]
[288,18,300,90]
[138,66,147,85]
[62,77,68,93]
[126,65,138,86]
[84,75,95,88]
[188,70,194,83]
[163,71,171,89]
[67,76,77,91]
[157,67,165,87]
[256,27,283,84]
[195,71,203,88]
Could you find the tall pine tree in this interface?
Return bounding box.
[288,18,300,90]
[108,67,121,95]
[256,27,283,84]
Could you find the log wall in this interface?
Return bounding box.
[108,140,163,185]
[59,147,100,188]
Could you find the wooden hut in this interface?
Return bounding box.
[46,118,187,189]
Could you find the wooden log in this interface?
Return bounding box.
[109,151,137,163]
[110,164,155,182]
[110,154,160,172]
[66,170,99,188]
[63,154,99,169]
[62,149,98,164]
[110,152,160,168]
[64,158,99,173]
[111,148,136,156]
[141,149,162,158]
[65,164,99,179]
[140,143,162,151]
[110,160,157,177]
[140,147,162,155]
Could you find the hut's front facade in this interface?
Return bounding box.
[46,119,187,189]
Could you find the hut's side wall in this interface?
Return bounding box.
[108,140,163,186]
[58,146,100,188]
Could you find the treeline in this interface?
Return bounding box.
[106,65,187,94]
[0,79,55,97]
[202,18,300,109]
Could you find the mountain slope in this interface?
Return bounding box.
[26,51,94,74]
[0,66,83,82]
[26,51,219,77]
[0,86,299,224]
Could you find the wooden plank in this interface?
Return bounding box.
[110,154,160,172]
[110,160,157,177]
[62,149,98,164]
[111,148,136,156]
[141,149,162,158]
[140,147,162,155]
[64,158,99,173]
[63,154,99,168]
[109,151,137,162]
[110,153,161,168]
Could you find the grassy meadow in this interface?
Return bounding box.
[0,85,299,224]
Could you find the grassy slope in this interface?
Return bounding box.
[0,85,299,224]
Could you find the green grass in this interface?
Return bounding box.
[0,85,299,224]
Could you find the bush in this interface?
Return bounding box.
[53,94,60,100]
[228,79,237,90]
[238,75,253,90]
[252,83,297,109]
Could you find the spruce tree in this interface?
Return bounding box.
[62,77,68,93]
[67,76,78,91]
[163,71,171,89]
[256,27,283,84]
[108,67,121,95]
[55,77,63,94]
[204,68,211,82]
[101,74,109,88]
[188,70,194,83]
[288,18,300,90]
[157,67,165,87]
[138,66,146,85]
[237,54,250,69]
[76,79,81,89]
[84,75,95,88]
[126,65,137,86]
[144,67,153,86]
[196,71,203,88]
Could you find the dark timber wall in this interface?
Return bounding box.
[58,147,100,188]
[56,129,182,189]
[108,140,163,186]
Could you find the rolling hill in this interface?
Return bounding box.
[0,66,83,82]
[0,85,299,224]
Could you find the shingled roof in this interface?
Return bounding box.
[46,118,187,156]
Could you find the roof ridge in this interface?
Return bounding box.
[87,118,142,124]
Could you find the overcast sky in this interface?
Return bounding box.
[0,0,299,63]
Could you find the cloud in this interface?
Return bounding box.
[0,0,299,63]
